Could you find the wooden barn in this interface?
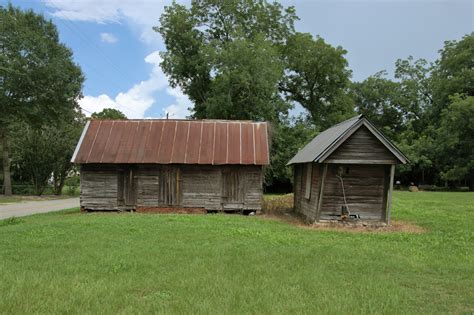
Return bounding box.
[71,119,269,213]
[288,115,408,224]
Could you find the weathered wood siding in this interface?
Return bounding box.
[80,164,263,211]
[80,165,119,210]
[293,163,390,222]
[325,126,397,164]
[320,164,388,221]
[293,163,321,222]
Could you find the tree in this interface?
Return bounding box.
[0,5,84,195]
[50,116,86,195]
[91,108,127,120]
[10,113,85,196]
[431,33,474,119]
[265,116,317,191]
[155,0,297,121]
[281,33,353,130]
[434,95,474,188]
[351,71,404,141]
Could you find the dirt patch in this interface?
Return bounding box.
[260,212,426,234]
[136,207,206,214]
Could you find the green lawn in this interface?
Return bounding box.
[0,192,473,313]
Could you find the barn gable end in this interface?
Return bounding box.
[324,126,398,164]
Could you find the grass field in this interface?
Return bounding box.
[0,192,473,313]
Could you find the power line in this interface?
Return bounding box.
[48,4,144,117]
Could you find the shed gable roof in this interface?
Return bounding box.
[287,115,409,165]
[72,120,269,165]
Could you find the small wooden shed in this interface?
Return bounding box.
[71,119,269,213]
[288,115,408,224]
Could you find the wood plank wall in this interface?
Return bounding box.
[80,164,263,211]
[320,164,387,221]
[293,163,321,221]
[293,163,390,222]
[325,126,397,164]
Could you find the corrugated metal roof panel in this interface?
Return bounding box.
[72,119,269,165]
[199,122,215,164]
[241,122,255,164]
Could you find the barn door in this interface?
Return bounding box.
[222,167,245,209]
[118,167,136,208]
[158,166,181,206]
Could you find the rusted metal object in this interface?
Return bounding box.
[72,120,269,165]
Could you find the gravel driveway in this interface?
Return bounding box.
[0,198,79,220]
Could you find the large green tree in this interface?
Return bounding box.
[431,33,474,119]
[351,71,404,141]
[156,0,297,121]
[281,32,353,130]
[0,5,84,195]
[434,95,474,188]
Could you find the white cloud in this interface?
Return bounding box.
[45,1,194,118]
[79,51,169,118]
[100,32,118,43]
[163,87,192,119]
[43,0,187,46]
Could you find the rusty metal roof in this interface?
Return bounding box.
[71,120,269,165]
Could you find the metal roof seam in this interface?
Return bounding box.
[129,121,140,163]
[239,122,242,164]
[140,121,153,163]
[225,124,229,164]
[198,121,203,164]
[252,123,256,164]
[212,122,216,165]
[170,120,179,163]
[86,120,102,163]
[156,120,166,162]
[99,120,115,163]
[184,121,191,163]
[264,123,269,165]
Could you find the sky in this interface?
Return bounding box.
[4,0,473,119]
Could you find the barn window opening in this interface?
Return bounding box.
[304,164,312,199]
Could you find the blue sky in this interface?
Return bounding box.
[5,0,473,118]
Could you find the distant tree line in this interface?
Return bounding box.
[1,2,472,196]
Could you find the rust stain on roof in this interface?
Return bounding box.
[72,120,270,165]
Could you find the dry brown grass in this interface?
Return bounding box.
[262,193,294,214]
[261,193,425,233]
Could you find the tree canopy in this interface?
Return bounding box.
[0,4,84,195]
[91,108,128,120]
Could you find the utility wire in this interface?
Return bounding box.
[48,4,144,117]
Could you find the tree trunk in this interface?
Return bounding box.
[1,131,13,196]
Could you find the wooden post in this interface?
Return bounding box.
[315,163,328,223]
[386,164,395,225]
